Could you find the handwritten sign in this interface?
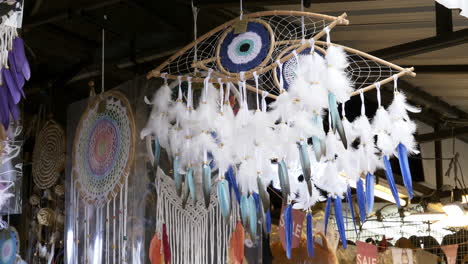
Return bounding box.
[356,241,378,264]
[278,206,305,250]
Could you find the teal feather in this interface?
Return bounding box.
[240,194,250,229]
[328,92,347,149]
[248,195,257,239]
[298,141,312,196]
[257,176,270,213]
[186,167,196,204]
[181,174,190,209]
[278,160,290,202]
[173,157,182,197]
[217,179,231,221]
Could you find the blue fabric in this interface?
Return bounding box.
[365,172,375,214]
[346,185,357,234]
[306,213,314,257]
[397,143,414,199]
[356,178,367,223]
[219,22,271,73]
[324,196,331,234]
[334,198,347,249]
[383,155,401,208]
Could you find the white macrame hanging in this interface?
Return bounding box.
[155,168,238,264]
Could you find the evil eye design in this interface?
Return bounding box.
[275,47,324,90]
[218,20,273,74]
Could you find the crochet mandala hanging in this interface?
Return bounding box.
[0,227,19,264]
[73,91,135,206]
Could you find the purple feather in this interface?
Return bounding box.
[306,212,314,257]
[8,51,25,97]
[334,198,347,249]
[397,143,414,199]
[284,204,293,259]
[324,196,331,234]
[356,179,367,223]
[2,68,20,104]
[13,37,30,81]
[0,85,10,128]
[383,155,401,208]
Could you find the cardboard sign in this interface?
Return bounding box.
[356,241,378,264]
[442,244,458,264]
[278,206,305,250]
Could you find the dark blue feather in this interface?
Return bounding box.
[356,179,367,223]
[383,155,401,208]
[334,197,347,249]
[225,166,241,204]
[306,213,314,257]
[397,143,414,199]
[265,210,271,234]
[365,172,375,214]
[346,185,357,234]
[324,196,331,234]
[284,204,293,259]
[252,192,260,213]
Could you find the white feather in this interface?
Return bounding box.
[325,46,353,103]
[238,159,258,194]
[388,92,421,120]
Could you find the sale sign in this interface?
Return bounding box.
[356,241,378,264]
[278,205,305,250]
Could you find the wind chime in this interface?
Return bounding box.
[143,2,419,262]
[70,20,136,264]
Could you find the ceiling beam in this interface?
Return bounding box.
[369,28,468,61]
[193,0,375,7]
[435,1,453,36]
[402,64,468,73]
[416,126,468,143]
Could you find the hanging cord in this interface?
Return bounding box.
[261,91,268,113]
[276,60,284,93]
[101,15,107,94]
[309,38,315,54]
[375,82,381,108]
[301,0,305,44]
[191,1,199,69]
[239,0,243,20]
[203,69,213,103]
[393,74,399,93]
[253,71,260,111]
[218,78,224,113]
[240,71,247,107]
[360,89,365,116]
[292,50,300,73]
[161,72,168,85]
[177,76,183,101]
[341,101,346,119]
[323,26,331,45]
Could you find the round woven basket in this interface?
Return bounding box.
[32,120,66,189]
[37,208,55,226]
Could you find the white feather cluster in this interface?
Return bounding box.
[325,45,353,103]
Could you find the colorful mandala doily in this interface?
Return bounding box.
[0,227,19,264]
[32,120,66,189]
[73,91,135,206]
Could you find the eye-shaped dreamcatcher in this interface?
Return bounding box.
[144,10,418,261]
[0,226,19,264]
[71,90,135,263]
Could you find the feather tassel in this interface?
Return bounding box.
[278,159,290,202]
[284,204,293,259]
[365,172,375,214]
[225,166,241,204]
[356,178,367,223]
[383,155,401,208]
[202,163,212,208]
[173,157,182,197]
[334,197,347,249]
[298,141,313,196]
[306,212,314,257]
[248,194,257,239]
[217,179,231,221]
[240,194,250,229]
[397,143,413,199]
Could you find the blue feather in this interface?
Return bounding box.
[265,210,271,234]
[365,172,375,214]
[284,204,293,259]
[225,166,241,204]
[252,192,260,213]
[202,163,212,208]
[173,157,182,197]
[278,160,291,201]
[306,212,314,257]
[217,179,231,221]
[397,143,414,199]
[334,198,347,249]
[153,137,161,168]
[346,185,357,234]
[324,196,331,234]
[356,179,367,223]
[383,155,401,208]
[187,168,196,203]
[240,195,250,228]
[248,195,257,239]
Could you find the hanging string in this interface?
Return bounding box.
[161,72,168,85]
[218,78,224,113]
[393,74,399,93]
[323,26,331,45]
[261,91,268,113]
[203,69,213,103]
[360,89,365,116]
[101,17,106,94]
[191,1,199,68]
[225,82,231,104]
[375,82,382,108]
[253,71,260,111]
[309,38,315,54]
[301,0,305,44]
[292,50,300,73]
[276,60,284,92]
[240,71,247,107]
[239,0,243,20]
[187,76,193,110]
[342,101,346,119]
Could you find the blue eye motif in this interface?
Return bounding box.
[275,47,324,90]
[218,20,273,74]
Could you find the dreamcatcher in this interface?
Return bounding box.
[0,226,20,264]
[143,7,418,261]
[71,90,135,263]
